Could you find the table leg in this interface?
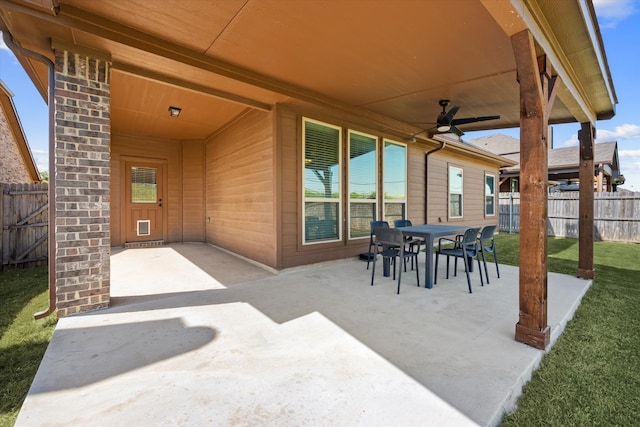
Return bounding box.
[425,236,435,288]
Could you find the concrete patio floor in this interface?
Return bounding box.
[16,243,591,426]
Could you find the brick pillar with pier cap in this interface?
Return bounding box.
[54,48,111,317]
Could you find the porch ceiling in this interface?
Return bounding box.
[0,0,616,141]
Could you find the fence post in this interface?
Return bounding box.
[509,193,514,233]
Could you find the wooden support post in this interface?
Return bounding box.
[577,122,595,279]
[512,30,554,350]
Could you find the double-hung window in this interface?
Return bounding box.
[485,173,496,216]
[303,118,341,244]
[348,130,377,239]
[449,165,463,218]
[383,139,407,223]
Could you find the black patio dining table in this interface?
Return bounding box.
[396,224,472,289]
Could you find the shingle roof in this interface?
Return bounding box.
[466,134,520,155]
[547,141,618,169]
[467,134,620,173]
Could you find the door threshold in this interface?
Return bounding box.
[124,240,165,249]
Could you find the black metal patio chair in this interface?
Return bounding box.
[366,220,390,270]
[477,224,500,284]
[393,219,421,271]
[370,227,420,294]
[435,227,484,293]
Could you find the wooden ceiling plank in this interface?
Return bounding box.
[114,62,272,112]
[5,2,419,137]
[56,5,377,118]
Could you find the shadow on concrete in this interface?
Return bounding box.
[29,317,216,393]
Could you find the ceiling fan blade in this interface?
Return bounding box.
[440,105,460,124]
[450,115,500,126]
[449,126,464,137]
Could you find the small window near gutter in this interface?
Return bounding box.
[449,165,463,219]
[485,173,496,216]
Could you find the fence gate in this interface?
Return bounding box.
[1,182,49,271]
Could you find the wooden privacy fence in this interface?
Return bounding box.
[499,192,640,243]
[1,182,49,271]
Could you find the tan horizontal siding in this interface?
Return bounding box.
[182,141,205,242]
[206,109,277,268]
[407,143,426,224]
[427,150,499,228]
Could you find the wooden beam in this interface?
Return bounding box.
[512,30,551,350]
[113,62,273,112]
[577,122,595,279]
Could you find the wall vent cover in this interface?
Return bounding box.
[137,220,151,236]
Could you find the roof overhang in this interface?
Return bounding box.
[0,0,616,141]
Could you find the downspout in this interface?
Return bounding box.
[424,140,447,223]
[2,31,57,319]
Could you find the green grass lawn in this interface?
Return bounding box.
[495,234,640,426]
[0,267,56,427]
[1,236,638,426]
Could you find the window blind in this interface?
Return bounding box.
[303,119,341,243]
[348,131,377,238]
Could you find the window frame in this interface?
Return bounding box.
[485,173,496,217]
[347,129,378,241]
[302,117,342,245]
[382,139,408,223]
[448,165,464,219]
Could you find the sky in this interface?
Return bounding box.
[0,0,639,190]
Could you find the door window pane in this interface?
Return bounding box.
[131,167,157,203]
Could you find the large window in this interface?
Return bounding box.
[449,165,463,218]
[485,173,496,216]
[383,139,407,223]
[348,130,377,239]
[303,118,341,243]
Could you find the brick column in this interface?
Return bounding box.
[54,50,111,317]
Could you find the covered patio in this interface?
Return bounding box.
[16,243,591,426]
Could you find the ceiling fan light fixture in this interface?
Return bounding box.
[437,124,451,132]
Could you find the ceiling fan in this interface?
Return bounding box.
[415,99,500,137]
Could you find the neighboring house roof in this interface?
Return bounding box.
[465,134,521,156]
[547,141,619,171]
[0,79,40,183]
[467,134,623,180]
